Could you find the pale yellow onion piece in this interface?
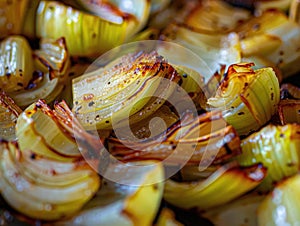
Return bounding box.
[8,37,70,108]
[0,0,30,37]
[76,0,151,37]
[0,91,22,141]
[12,147,96,188]
[235,10,289,37]
[163,162,266,210]
[257,173,300,226]
[16,101,81,157]
[0,35,34,93]
[237,10,300,78]
[253,22,300,78]
[208,63,280,136]
[72,51,181,130]
[240,34,282,57]
[36,0,141,57]
[0,141,100,221]
[9,74,64,109]
[52,161,164,226]
[202,192,265,226]
[16,113,79,162]
[162,24,242,79]
[34,37,70,79]
[2,140,95,188]
[185,0,251,32]
[238,124,300,191]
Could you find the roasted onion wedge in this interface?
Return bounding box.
[33,37,70,79]
[15,99,105,163]
[109,111,241,166]
[16,100,81,158]
[76,0,151,37]
[16,111,78,162]
[235,10,300,78]
[51,161,164,226]
[162,24,242,79]
[36,0,149,57]
[238,124,300,191]
[0,141,100,221]
[208,63,280,136]
[257,173,300,226]
[163,162,266,210]
[5,37,70,108]
[10,73,64,109]
[0,35,34,93]
[0,91,22,141]
[72,51,181,130]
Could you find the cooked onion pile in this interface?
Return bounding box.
[0,0,299,226]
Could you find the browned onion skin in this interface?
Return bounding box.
[108,111,241,166]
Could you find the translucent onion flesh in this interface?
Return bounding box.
[257,173,300,226]
[51,161,164,226]
[36,0,148,57]
[238,124,300,191]
[7,37,70,108]
[0,35,34,93]
[163,162,266,210]
[236,10,300,78]
[0,141,100,221]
